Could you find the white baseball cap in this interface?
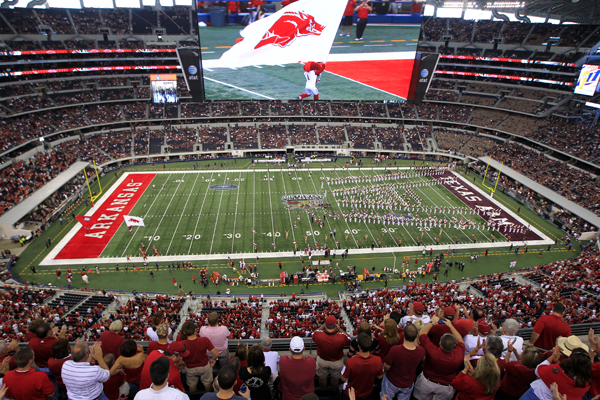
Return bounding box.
[290,336,304,352]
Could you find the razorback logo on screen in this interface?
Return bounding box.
[255,11,325,49]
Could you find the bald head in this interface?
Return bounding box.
[72,342,90,363]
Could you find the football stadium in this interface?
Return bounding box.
[0,0,599,399]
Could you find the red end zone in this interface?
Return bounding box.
[55,174,155,259]
[325,59,415,99]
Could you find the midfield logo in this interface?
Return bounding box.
[281,194,324,209]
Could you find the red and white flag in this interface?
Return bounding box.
[124,215,145,227]
[215,0,347,68]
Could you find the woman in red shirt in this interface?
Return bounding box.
[452,353,500,400]
[376,319,402,361]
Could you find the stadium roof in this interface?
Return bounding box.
[431,0,600,24]
[521,0,600,24]
[0,161,89,227]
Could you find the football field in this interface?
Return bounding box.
[41,164,553,267]
[19,160,577,294]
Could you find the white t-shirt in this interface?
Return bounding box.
[464,334,486,358]
[146,326,173,342]
[134,385,190,400]
[501,335,524,362]
[263,351,281,377]
[399,314,431,328]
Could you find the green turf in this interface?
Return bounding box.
[13,159,579,297]
[100,167,507,258]
[199,25,420,100]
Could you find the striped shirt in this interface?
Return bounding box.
[61,360,110,400]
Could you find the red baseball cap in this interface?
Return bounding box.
[325,316,337,326]
[477,319,491,336]
[444,306,456,318]
[166,342,190,358]
[413,302,424,312]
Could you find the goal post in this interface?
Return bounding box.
[482,159,503,196]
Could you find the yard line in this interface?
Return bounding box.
[308,171,337,248]
[280,170,297,244]
[293,169,319,248]
[120,173,169,257]
[327,169,360,246]
[265,171,277,246]
[339,169,378,247]
[355,169,403,247]
[203,77,275,100]
[188,172,215,254]
[231,171,242,253]
[166,173,200,254]
[146,174,187,248]
[209,172,228,254]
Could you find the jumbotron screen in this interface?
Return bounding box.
[574,64,600,96]
[150,74,178,104]
[195,0,423,101]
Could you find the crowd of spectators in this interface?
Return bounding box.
[192,300,262,339]
[288,124,318,146]
[258,124,288,149]
[2,243,600,400]
[230,124,259,150]
[266,299,345,338]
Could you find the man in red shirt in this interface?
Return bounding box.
[413,315,465,400]
[312,316,351,390]
[354,0,372,41]
[341,332,383,400]
[3,347,55,400]
[427,306,474,346]
[139,341,188,392]
[383,324,425,400]
[529,302,571,351]
[181,320,218,393]
[29,322,66,371]
[339,0,357,37]
[279,336,317,400]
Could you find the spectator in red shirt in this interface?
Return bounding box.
[354,0,372,41]
[496,345,541,400]
[377,318,402,361]
[528,303,571,351]
[99,320,125,358]
[382,323,425,400]
[312,316,351,390]
[348,321,380,357]
[428,306,474,347]
[139,342,188,393]
[339,0,357,37]
[451,353,500,400]
[181,320,218,393]
[3,347,55,400]
[26,318,43,341]
[341,332,383,400]
[47,339,71,399]
[278,336,316,400]
[413,315,465,400]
